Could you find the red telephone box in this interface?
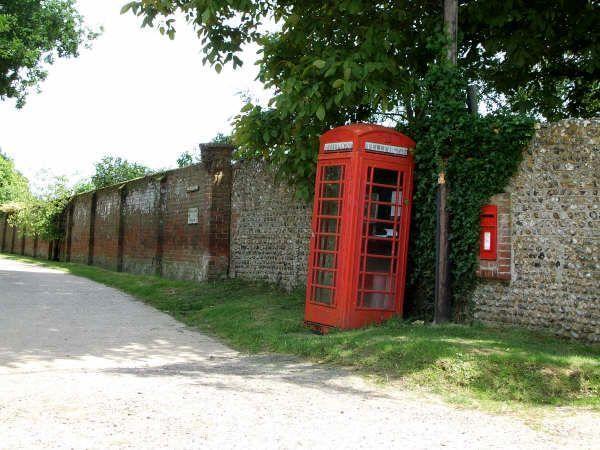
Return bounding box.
[304,123,415,332]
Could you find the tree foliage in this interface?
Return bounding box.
[90,155,150,189]
[0,151,30,205]
[461,0,599,120]
[8,175,71,240]
[125,0,598,194]
[0,0,97,107]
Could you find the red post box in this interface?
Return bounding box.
[479,205,497,260]
[304,124,415,332]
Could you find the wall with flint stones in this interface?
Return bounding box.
[472,119,599,342]
[230,160,312,289]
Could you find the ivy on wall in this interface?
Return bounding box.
[404,63,534,320]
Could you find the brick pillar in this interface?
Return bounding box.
[88,192,97,265]
[155,175,168,277]
[33,235,38,258]
[117,185,127,272]
[20,228,26,255]
[10,224,16,253]
[65,203,74,262]
[200,143,234,279]
[1,213,7,252]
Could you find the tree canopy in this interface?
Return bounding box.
[0,0,97,107]
[0,151,30,206]
[90,155,150,189]
[123,0,598,196]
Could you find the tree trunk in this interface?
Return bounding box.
[434,0,457,324]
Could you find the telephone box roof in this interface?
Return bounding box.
[320,123,416,146]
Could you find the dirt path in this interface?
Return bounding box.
[0,257,596,449]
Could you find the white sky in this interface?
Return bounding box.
[0,0,269,187]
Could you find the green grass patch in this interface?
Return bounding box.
[3,253,599,412]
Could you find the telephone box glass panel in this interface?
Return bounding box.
[358,167,404,310]
[310,164,345,306]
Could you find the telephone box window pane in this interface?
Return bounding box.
[322,183,341,198]
[361,273,393,292]
[362,293,393,309]
[315,252,335,269]
[319,218,338,233]
[372,185,395,203]
[373,168,398,186]
[314,287,333,305]
[324,166,343,181]
[365,256,391,273]
[321,200,340,216]
[318,236,337,251]
[314,270,334,286]
[367,240,393,256]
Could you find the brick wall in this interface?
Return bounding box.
[57,144,233,281]
[67,194,92,264]
[472,119,599,342]
[0,212,53,260]
[94,188,120,270]
[230,160,312,289]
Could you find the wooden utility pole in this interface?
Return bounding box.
[434,0,457,324]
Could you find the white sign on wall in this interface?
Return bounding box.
[188,207,199,225]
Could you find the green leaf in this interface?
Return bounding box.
[313,60,326,69]
[316,105,325,120]
[120,3,134,15]
[214,63,222,74]
[332,79,345,89]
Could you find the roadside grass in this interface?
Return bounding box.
[3,253,599,413]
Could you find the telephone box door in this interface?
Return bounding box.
[305,161,350,328]
[349,161,413,328]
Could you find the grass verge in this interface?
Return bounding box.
[2,253,599,413]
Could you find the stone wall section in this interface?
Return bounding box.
[473,119,599,342]
[230,160,312,289]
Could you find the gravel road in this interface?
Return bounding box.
[0,257,597,449]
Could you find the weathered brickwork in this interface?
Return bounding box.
[472,119,599,342]
[23,232,35,257]
[93,188,121,270]
[54,144,234,282]
[230,160,312,289]
[122,179,160,275]
[0,212,53,259]
[160,164,211,281]
[67,194,92,264]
